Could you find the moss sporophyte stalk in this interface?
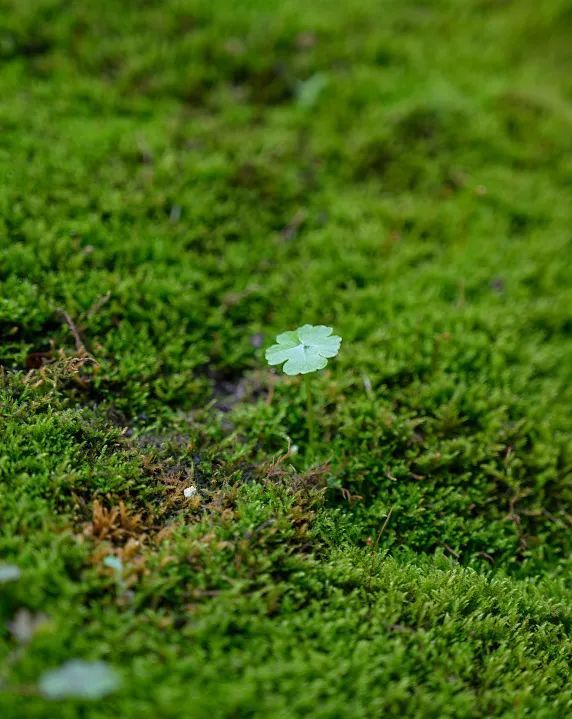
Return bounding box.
[265,324,342,456]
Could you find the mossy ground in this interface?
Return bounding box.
[1,0,571,716]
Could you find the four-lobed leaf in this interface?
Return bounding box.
[39,660,120,700]
[0,564,21,583]
[265,324,341,375]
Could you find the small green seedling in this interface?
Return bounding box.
[265,324,342,456]
[103,555,125,595]
[39,660,120,700]
[0,564,21,583]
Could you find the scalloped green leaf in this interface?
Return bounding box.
[39,660,120,700]
[265,324,342,375]
[0,564,21,583]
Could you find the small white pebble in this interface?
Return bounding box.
[183,486,197,498]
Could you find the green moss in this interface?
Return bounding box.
[1,0,571,716]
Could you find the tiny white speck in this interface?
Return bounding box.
[184,486,197,498]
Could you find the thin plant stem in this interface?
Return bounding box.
[366,507,393,592]
[304,373,316,457]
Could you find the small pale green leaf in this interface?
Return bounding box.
[103,556,123,574]
[296,72,329,109]
[0,564,21,583]
[39,660,120,700]
[265,324,342,375]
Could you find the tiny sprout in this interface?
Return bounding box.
[0,564,21,583]
[265,324,341,376]
[39,660,120,700]
[103,555,125,594]
[265,324,342,456]
[103,555,123,574]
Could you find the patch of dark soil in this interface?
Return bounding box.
[230,62,295,105]
[0,35,52,60]
[209,368,271,412]
[0,318,62,360]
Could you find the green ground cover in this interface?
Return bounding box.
[1,0,571,716]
